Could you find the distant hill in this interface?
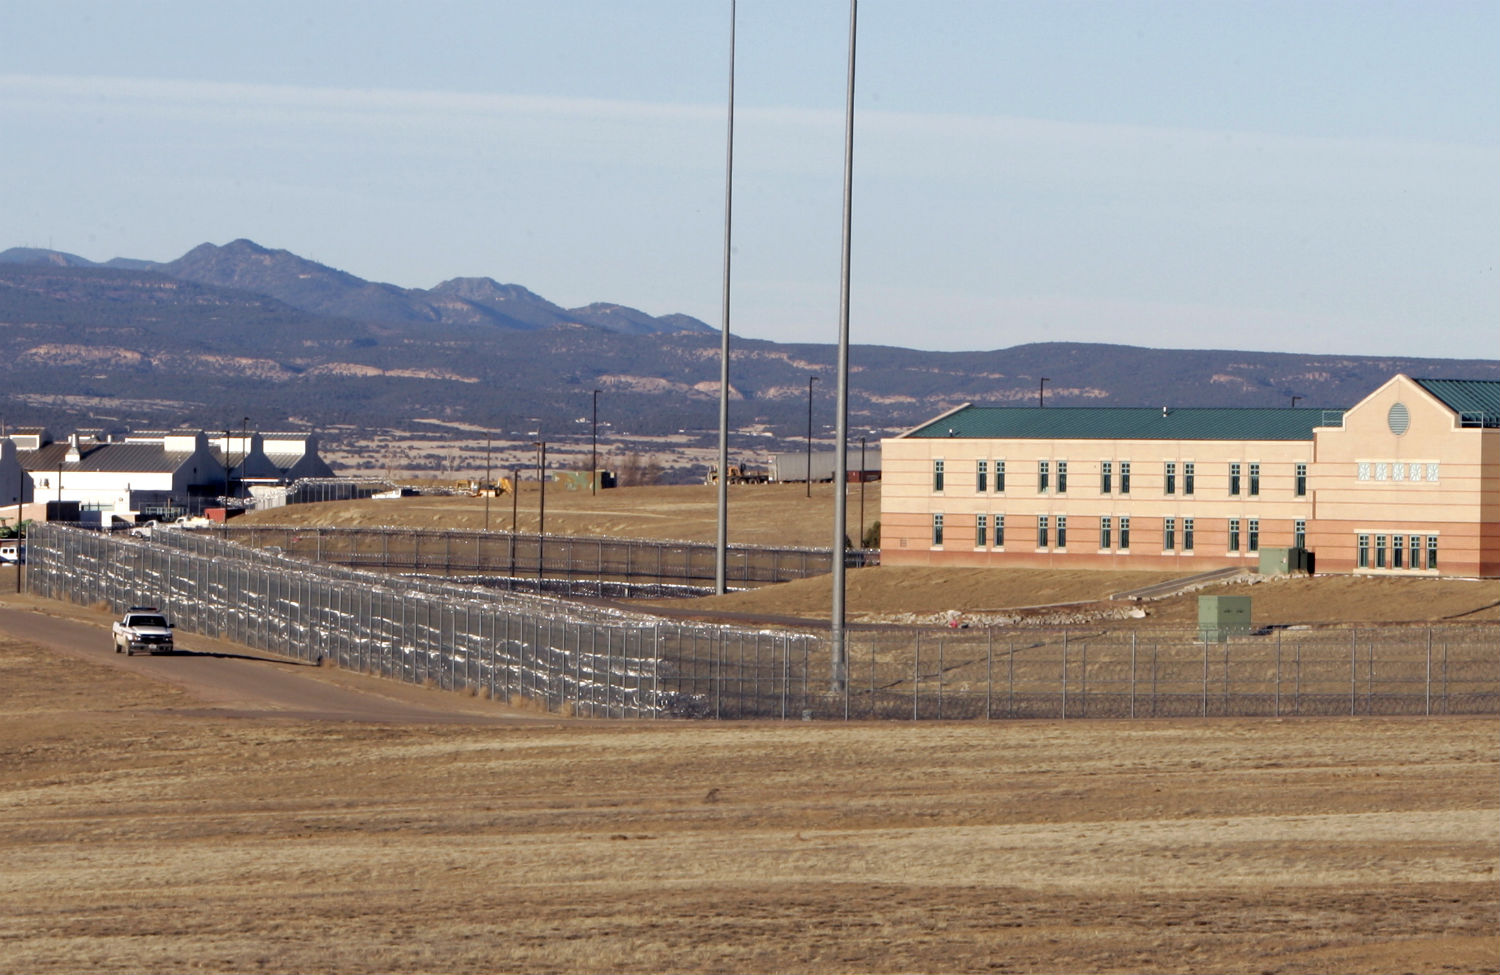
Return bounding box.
[2,240,1496,479]
[0,239,716,335]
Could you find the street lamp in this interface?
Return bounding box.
[533,440,546,582]
[591,389,600,496]
[858,435,866,547]
[806,375,819,498]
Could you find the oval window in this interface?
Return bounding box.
[1387,402,1410,436]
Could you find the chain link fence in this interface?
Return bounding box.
[211,524,876,592]
[23,524,1499,720]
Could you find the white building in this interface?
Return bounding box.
[11,428,335,523]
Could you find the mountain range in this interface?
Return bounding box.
[2,240,1496,479]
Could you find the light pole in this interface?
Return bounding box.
[714,0,737,596]
[509,466,520,583]
[222,428,230,509]
[533,440,546,582]
[591,389,600,496]
[1039,377,1049,408]
[858,436,866,548]
[829,0,859,697]
[484,434,492,531]
[806,375,819,498]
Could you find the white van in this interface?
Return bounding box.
[0,541,24,565]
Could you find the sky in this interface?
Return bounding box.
[2,0,1496,359]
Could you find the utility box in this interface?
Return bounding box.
[1258,546,1310,575]
[1199,595,1252,642]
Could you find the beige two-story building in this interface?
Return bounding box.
[880,375,1499,578]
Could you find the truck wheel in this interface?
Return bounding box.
[115,639,122,653]
[126,646,135,657]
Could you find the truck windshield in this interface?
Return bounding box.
[131,616,168,628]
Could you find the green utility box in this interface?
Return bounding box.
[1198,595,1252,643]
[1258,547,1311,575]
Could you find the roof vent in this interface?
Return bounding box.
[65,433,82,463]
[1162,406,1169,418]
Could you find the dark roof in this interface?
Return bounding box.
[1414,378,1500,428]
[905,407,1342,442]
[20,442,200,474]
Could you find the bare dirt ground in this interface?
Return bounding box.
[234,483,1500,628]
[0,611,1495,974]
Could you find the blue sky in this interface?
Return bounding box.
[2,0,1496,359]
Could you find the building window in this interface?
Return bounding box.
[976,460,987,493]
[1164,462,1176,495]
[995,514,1005,548]
[1056,515,1067,549]
[1184,462,1195,495]
[1375,534,1387,568]
[1248,518,1259,552]
[931,513,944,546]
[1183,518,1195,552]
[1295,463,1307,497]
[1357,533,1370,568]
[1409,535,1422,569]
[995,460,1006,493]
[1229,463,1241,496]
[1100,461,1112,494]
[1038,461,1050,493]
[933,459,945,492]
[1119,516,1131,550]
[1057,461,1068,494]
[1294,519,1306,550]
[975,513,987,548]
[1120,461,1131,494]
[1427,535,1438,570]
[1100,516,1112,550]
[1228,518,1241,553]
[1037,515,1049,548]
[1392,534,1403,569]
[1248,463,1260,496]
[1163,517,1175,551]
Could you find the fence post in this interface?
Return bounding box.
[1201,637,1208,717]
[1062,633,1068,720]
[1425,628,1432,716]
[912,632,920,721]
[1130,632,1136,719]
[1274,630,1281,717]
[1356,627,1368,711]
[986,630,993,721]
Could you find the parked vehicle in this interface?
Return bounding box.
[0,541,23,564]
[112,607,175,656]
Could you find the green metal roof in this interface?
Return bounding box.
[1414,378,1500,428]
[906,406,1341,442]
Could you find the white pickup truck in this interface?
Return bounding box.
[112,607,175,656]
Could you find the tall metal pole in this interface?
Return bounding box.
[509,466,519,579]
[534,440,546,581]
[858,436,866,547]
[591,389,600,496]
[1039,376,1049,408]
[714,0,737,595]
[484,434,492,531]
[830,0,858,693]
[806,375,818,498]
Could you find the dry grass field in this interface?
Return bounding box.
[4,485,1496,972]
[0,625,1495,974]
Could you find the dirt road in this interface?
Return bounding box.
[0,595,527,725]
